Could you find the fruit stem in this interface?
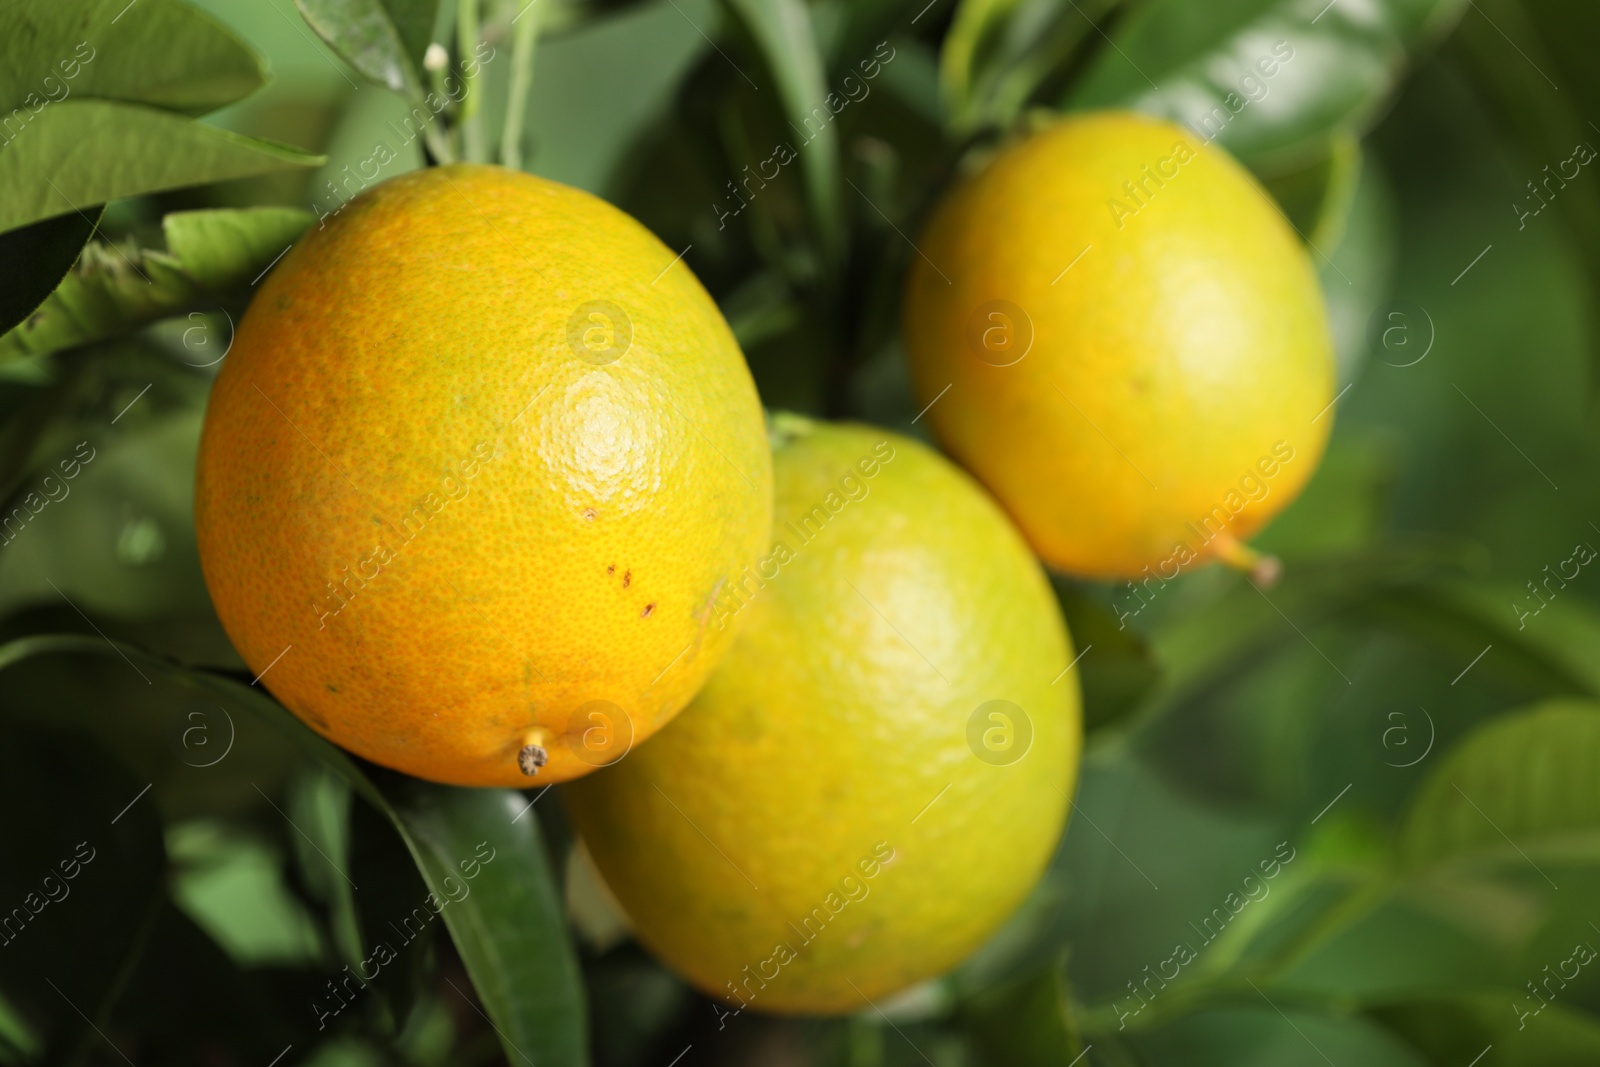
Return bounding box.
[1211,532,1282,588]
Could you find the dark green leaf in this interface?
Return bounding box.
[1399,699,1600,872]
[1449,0,1600,397]
[1051,580,1160,732]
[1124,1004,1429,1066]
[1355,580,1600,703]
[0,635,587,1067]
[292,0,431,99]
[0,208,100,338]
[382,781,588,1067]
[106,899,299,1061]
[0,724,166,1062]
[1373,995,1600,1067]
[0,101,322,235]
[1065,0,1468,172]
[1261,134,1361,250]
[0,0,264,117]
[722,0,844,254]
[0,206,314,362]
[963,963,1085,1065]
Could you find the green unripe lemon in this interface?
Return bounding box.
[565,416,1081,1014]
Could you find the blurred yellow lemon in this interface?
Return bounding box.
[904,111,1334,579]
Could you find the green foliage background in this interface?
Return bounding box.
[1,0,1598,1063]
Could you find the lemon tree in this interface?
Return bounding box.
[2,0,1598,1064]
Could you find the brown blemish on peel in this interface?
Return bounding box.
[607,564,615,575]
[641,603,655,618]
[622,570,631,588]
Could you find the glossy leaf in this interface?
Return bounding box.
[0,207,314,362]
[1399,700,1600,873]
[0,0,264,117]
[292,0,434,99]
[382,781,588,1067]
[0,101,322,235]
[0,635,587,1067]
[723,0,843,254]
[1065,0,1468,172]
[0,208,100,338]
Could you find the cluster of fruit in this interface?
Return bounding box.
[194,111,1333,1013]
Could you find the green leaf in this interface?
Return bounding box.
[1449,0,1600,398]
[0,724,166,1062]
[0,208,100,337]
[940,0,1121,134]
[1399,700,1600,873]
[511,0,713,193]
[1051,579,1160,733]
[167,821,325,967]
[1261,133,1362,251]
[1124,1004,1430,1066]
[164,207,315,280]
[382,780,589,1067]
[0,408,212,620]
[963,963,1086,1066]
[0,0,265,117]
[0,101,322,235]
[379,0,440,74]
[1064,0,1468,172]
[0,207,313,362]
[723,0,844,255]
[1312,148,1399,390]
[1373,995,1600,1067]
[0,635,588,1067]
[292,0,435,99]
[1356,580,1600,703]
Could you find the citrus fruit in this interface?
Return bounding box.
[903,110,1334,580]
[565,415,1080,1014]
[194,164,772,787]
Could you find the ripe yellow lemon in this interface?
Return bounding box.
[195,164,771,787]
[903,111,1334,579]
[565,416,1080,1014]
